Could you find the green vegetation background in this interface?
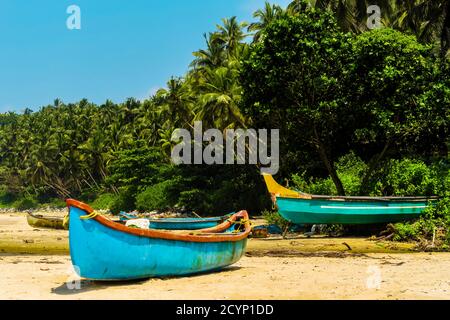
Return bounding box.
[1,1,449,247]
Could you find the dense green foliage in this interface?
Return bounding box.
[0,1,449,248]
[288,0,450,58]
[291,156,448,196]
[241,13,449,196]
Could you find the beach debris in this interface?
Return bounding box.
[342,242,352,250]
[22,239,34,244]
[251,225,268,238]
[370,233,395,241]
[39,260,64,264]
[40,267,50,271]
[381,260,405,266]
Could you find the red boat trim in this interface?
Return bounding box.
[66,199,251,243]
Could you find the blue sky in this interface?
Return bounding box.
[0,0,291,113]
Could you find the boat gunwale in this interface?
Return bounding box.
[27,212,65,222]
[263,174,439,203]
[150,218,219,223]
[66,199,251,243]
[276,194,439,202]
[141,215,232,223]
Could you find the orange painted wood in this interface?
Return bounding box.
[66,199,250,243]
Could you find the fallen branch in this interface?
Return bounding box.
[282,222,291,239]
[342,242,352,250]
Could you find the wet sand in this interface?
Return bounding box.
[1,212,450,300]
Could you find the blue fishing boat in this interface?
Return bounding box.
[66,199,250,280]
[263,174,438,225]
[118,211,233,230]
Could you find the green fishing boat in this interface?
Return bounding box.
[26,212,67,230]
[263,174,438,225]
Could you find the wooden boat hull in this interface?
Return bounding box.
[67,200,249,280]
[277,197,429,225]
[263,174,436,225]
[27,213,67,230]
[120,213,233,230]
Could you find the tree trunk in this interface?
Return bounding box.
[441,1,450,58]
[313,127,346,196]
[359,140,390,195]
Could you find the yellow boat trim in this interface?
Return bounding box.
[262,174,312,200]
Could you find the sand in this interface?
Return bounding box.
[1,212,450,300]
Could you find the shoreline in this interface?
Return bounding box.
[0,212,416,255]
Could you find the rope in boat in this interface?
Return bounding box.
[62,210,100,229]
[62,213,69,229]
[227,217,251,224]
[227,218,251,233]
[80,211,100,220]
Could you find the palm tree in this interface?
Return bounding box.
[393,0,450,57]
[25,140,58,191]
[248,2,283,41]
[213,17,249,56]
[191,33,226,70]
[156,77,194,128]
[287,0,450,57]
[158,127,178,157]
[78,130,110,180]
[195,66,246,130]
[287,0,394,33]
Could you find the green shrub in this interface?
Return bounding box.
[335,153,367,195]
[13,196,38,210]
[38,198,66,208]
[392,222,422,242]
[91,193,118,210]
[391,198,450,248]
[177,189,211,213]
[135,181,175,212]
[430,160,450,197]
[291,153,367,196]
[426,197,450,220]
[0,185,16,207]
[381,159,437,196]
[291,174,336,195]
[109,188,136,214]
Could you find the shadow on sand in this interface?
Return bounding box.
[51,265,242,295]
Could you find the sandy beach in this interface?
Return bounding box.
[1,212,450,300]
